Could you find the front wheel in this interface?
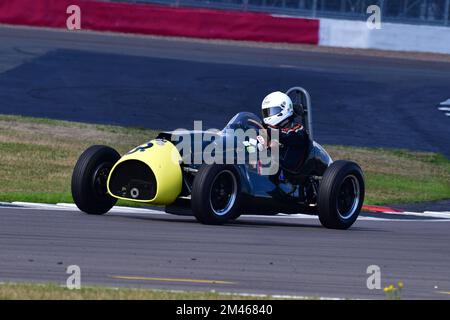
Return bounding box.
[191,165,242,225]
[71,145,120,215]
[318,160,365,229]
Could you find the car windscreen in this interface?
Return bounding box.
[223,112,263,131]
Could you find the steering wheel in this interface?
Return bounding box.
[247,118,265,130]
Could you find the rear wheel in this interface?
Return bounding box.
[318,160,365,229]
[191,165,241,225]
[71,145,120,215]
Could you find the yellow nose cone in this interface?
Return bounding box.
[107,139,182,205]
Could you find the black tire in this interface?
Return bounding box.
[191,165,242,225]
[71,145,120,215]
[318,160,365,229]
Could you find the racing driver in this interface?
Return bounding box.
[260,91,310,176]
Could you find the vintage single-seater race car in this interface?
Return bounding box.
[71,87,365,229]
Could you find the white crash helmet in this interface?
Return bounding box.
[261,91,294,127]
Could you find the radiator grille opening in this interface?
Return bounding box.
[109,160,156,201]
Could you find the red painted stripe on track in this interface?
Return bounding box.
[362,205,403,213]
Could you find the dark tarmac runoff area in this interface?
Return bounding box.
[0,206,449,299]
[0,25,449,156]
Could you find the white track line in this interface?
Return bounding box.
[245,214,450,222]
[2,202,450,222]
[242,213,393,221]
[56,203,165,215]
[10,202,74,211]
[408,211,450,218]
[438,99,450,116]
[440,98,450,105]
[0,203,395,221]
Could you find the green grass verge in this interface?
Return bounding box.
[326,145,450,204]
[0,282,280,300]
[0,114,449,205]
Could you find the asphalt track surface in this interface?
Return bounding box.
[0,204,450,299]
[0,25,450,156]
[0,25,449,299]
